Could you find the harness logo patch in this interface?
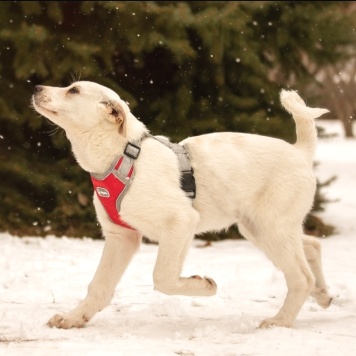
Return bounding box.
[96,187,110,198]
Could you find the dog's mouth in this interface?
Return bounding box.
[32,96,58,115]
[40,106,58,115]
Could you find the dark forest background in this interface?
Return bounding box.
[0,1,355,239]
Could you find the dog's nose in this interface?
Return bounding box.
[34,85,44,93]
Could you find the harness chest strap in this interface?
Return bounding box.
[90,142,140,229]
[90,136,196,230]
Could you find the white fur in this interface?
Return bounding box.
[32,82,331,329]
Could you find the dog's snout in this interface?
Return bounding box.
[34,85,44,93]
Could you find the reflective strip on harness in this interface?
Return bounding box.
[91,155,135,230]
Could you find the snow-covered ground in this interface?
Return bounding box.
[1,120,355,356]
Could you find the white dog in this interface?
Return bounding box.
[32,81,331,329]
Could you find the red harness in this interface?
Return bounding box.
[90,138,195,231]
[91,156,135,230]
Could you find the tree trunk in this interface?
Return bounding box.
[342,117,355,138]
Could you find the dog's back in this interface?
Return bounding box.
[182,90,328,235]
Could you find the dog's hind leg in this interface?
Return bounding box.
[302,234,332,308]
[258,233,314,328]
[47,228,142,329]
[239,223,314,328]
[152,210,217,297]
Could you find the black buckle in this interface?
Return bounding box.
[124,142,141,159]
[181,170,196,199]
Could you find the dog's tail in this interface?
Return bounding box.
[280,89,329,158]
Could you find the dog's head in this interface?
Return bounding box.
[32,81,129,137]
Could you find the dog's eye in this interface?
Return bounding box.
[111,108,119,116]
[68,87,79,94]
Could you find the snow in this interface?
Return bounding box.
[1,120,356,355]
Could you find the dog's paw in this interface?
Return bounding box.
[312,289,332,309]
[318,296,332,309]
[154,275,217,296]
[187,275,217,296]
[258,317,292,329]
[47,313,89,329]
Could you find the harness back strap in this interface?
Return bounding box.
[152,136,196,198]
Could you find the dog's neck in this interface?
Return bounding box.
[66,113,148,175]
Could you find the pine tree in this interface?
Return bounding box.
[0,1,354,237]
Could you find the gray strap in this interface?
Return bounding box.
[171,144,193,173]
[114,155,134,183]
[114,134,196,199]
[152,136,196,198]
[114,139,142,184]
[153,136,191,172]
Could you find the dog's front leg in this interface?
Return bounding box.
[152,211,217,297]
[153,237,217,296]
[47,229,141,329]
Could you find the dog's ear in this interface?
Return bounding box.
[99,100,127,137]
